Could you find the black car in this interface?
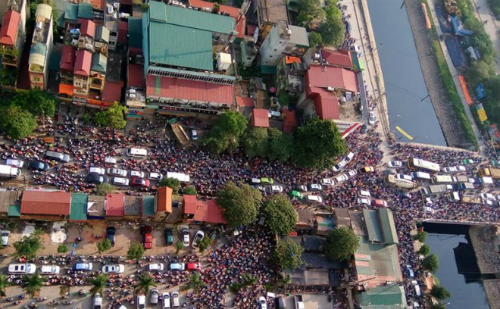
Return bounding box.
[86,174,107,184]
[360,124,368,134]
[164,229,173,245]
[28,160,49,171]
[106,227,116,246]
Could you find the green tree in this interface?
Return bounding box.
[430,304,446,309]
[183,186,197,195]
[10,90,56,117]
[296,0,325,27]
[293,118,346,169]
[86,274,109,295]
[217,181,262,228]
[262,195,297,236]
[242,127,269,157]
[97,238,112,253]
[0,274,12,297]
[159,177,181,194]
[466,60,494,85]
[93,102,127,129]
[0,106,38,139]
[135,273,157,295]
[267,128,294,162]
[422,254,439,272]
[95,183,115,196]
[13,234,42,259]
[57,244,68,253]
[415,231,428,243]
[175,241,184,254]
[319,4,345,48]
[274,238,304,272]
[309,31,323,48]
[325,227,359,261]
[431,285,451,300]
[202,111,247,154]
[127,242,145,262]
[22,271,47,297]
[418,244,430,256]
[181,273,206,292]
[197,236,212,253]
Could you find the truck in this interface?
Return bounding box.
[419,184,453,195]
[386,174,417,189]
[456,182,474,191]
[294,295,305,309]
[452,175,468,183]
[461,195,483,204]
[478,167,500,180]
[0,164,20,178]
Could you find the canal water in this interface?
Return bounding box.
[423,223,490,309]
[367,0,446,146]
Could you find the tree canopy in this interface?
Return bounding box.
[159,177,181,194]
[295,0,325,27]
[262,195,297,236]
[0,106,38,139]
[95,183,115,196]
[217,181,262,228]
[293,118,346,169]
[309,31,323,48]
[10,90,56,117]
[267,128,294,162]
[134,273,157,294]
[274,238,304,272]
[319,4,345,48]
[422,254,439,272]
[97,238,112,253]
[183,186,198,195]
[202,111,247,154]
[0,274,12,297]
[415,231,428,243]
[87,274,109,295]
[14,233,42,259]
[325,227,359,261]
[242,127,269,157]
[418,244,430,256]
[127,242,145,262]
[94,102,127,129]
[22,271,47,297]
[430,285,451,300]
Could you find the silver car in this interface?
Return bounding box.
[107,168,127,177]
[150,289,159,305]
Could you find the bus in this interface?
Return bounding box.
[431,175,453,184]
[127,148,148,158]
[407,158,440,173]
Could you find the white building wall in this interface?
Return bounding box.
[259,24,291,67]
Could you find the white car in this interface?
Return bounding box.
[8,263,36,274]
[321,178,334,186]
[150,289,159,305]
[395,174,413,181]
[457,166,466,172]
[182,229,190,247]
[357,198,371,205]
[309,184,322,191]
[480,193,495,200]
[171,291,180,307]
[369,111,376,125]
[162,292,171,308]
[332,160,347,172]
[258,296,267,309]
[148,263,164,272]
[137,295,146,309]
[113,177,129,186]
[149,172,163,180]
[102,264,125,274]
[348,169,358,177]
[192,230,205,247]
[107,168,127,177]
[94,293,103,309]
[388,161,403,168]
[268,110,281,118]
[1,230,9,246]
[345,152,355,163]
[269,185,283,193]
[191,129,198,141]
[89,167,106,175]
[169,263,185,271]
[6,159,24,168]
[336,174,349,183]
[40,265,60,275]
[442,166,458,173]
[130,171,145,178]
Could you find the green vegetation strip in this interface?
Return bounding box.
[422,0,478,149]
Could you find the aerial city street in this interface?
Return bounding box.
[0,0,498,309]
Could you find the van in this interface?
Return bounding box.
[104,157,117,164]
[306,195,323,204]
[412,280,421,297]
[137,295,146,309]
[162,292,171,308]
[448,191,460,202]
[274,297,285,309]
[411,171,431,180]
[171,291,180,307]
[127,148,148,158]
[40,265,60,275]
[45,151,70,162]
[166,172,190,182]
[431,175,453,184]
[93,293,103,309]
[251,178,261,184]
[358,190,371,198]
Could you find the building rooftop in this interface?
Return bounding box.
[363,209,399,245]
[78,2,93,19]
[124,196,141,216]
[128,63,145,89]
[128,17,142,50]
[321,49,354,69]
[64,3,79,22]
[256,0,289,25]
[288,25,309,48]
[188,0,246,38]
[60,45,76,72]
[21,190,71,216]
[106,52,122,82]
[193,200,227,224]
[105,193,124,217]
[80,19,96,37]
[95,25,110,43]
[306,64,359,93]
[74,50,92,76]
[70,193,88,221]
[251,109,270,128]
[87,194,106,218]
[357,284,407,309]
[0,10,21,46]
[101,80,123,103]
[142,196,155,217]
[32,4,52,47]
[0,190,21,214]
[91,53,107,73]
[156,186,173,213]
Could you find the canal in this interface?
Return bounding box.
[423,223,490,309]
[367,0,446,146]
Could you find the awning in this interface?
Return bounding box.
[59,83,74,96]
[8,205,21,217]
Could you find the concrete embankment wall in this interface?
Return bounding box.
[403,0,470,148]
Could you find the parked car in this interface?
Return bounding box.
[107,168,127,177]
[332,160,347,172]
[6,159,24,168]
[360,166,375,173]
[186,263,202,271]
[442,166,458,173]
[162,292,171,308]
[258,296,267,309]
[345,152,355,163]
[406,265,415,278]
[192,230,205,248]
[360,124,368,133]
[86,174,107,184]
[131,177,150,188]
[480,193,495,200]
[1,230,10,246]
[112,177,129,186]
[148,263,164,272]
[130,171,145,178]
[149,172,163,180]
[290,190,303,199]
[293,185,308,192]
[321,178,334,186]
[141,225,153,249]
[369,111,376,125]
[8,263,36,274]
[348,169,358,177]
[182,228,190,247]
[150,289,159,305]
[164,228,173,245]
[40,265,60,275]
[456,166,466,172]
[268,185,283,193]
[73,263,93,271]
[309,184,322,191]
[372,199,388,207]
[169,263,185,271]
[89,167,106,175]
[136,295,146,309]
[106,226,116,246]
[395,174,413,181]
[28,160,49,171]
[102,264,125,274]
[191,129,198,140]
[336,174,349,183]
[357,198,371,205]
[388,161,403,168]
[93,293,103,309]
[260,177,274,184]
[171,291,180,307]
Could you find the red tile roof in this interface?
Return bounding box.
[74,50,92,76]
[251,109,270,128]
[321,49,353,69]
[21,190,71,216]
[102,81,124,103]
[146,76,234,105]
[80,19,96,37]
[105,193,125,216]
[312,90,340,120]
[236,96,255,107]
[118,21,128,44]
[282,109,297,133]
[60,45,76,72]
[193,200,227,224]
[0,10,21,46]
[156,187,172,213]
[306,65,359,93]
[128,63,145,88]
[183,195,197,215]
[92,0,105,10]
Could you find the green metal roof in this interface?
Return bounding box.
[70,193,88,221]
[363,209,383,243]
[378,209,399,245]
[128,17,142,49]
[30,43,47,56]
[91,53,107,73]
[95,25,110,43]
[289,25,309,48]
[357,284,406,309]
[149,0,235,35]
[148,66,236,81]
[149,23,213,71]
[64,3,78,21]
[142,196,155,217]
[78,2,93,19]
[8,205,20,217]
